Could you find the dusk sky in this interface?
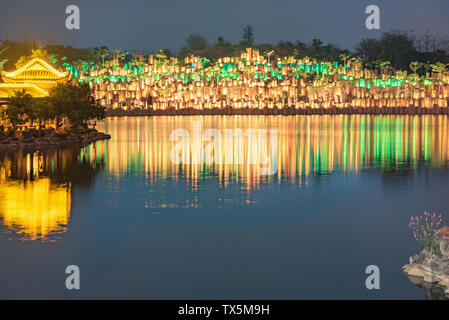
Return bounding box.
[1,0,448,52]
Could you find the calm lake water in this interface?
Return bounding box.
[1,115,449,299]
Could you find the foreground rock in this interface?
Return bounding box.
[0,127,111,152]
[403,227,449,298]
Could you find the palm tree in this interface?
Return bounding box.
[423,62,432,76]
[374,59,391,76]
[155,50,169,66]
[264,50,275,64]
[409,61,423,75]
[349,56,363,72]
[112,49,126,67]
[430,62,448,75]
[339,52,352,67]
[430,62,448,83]
[97,47,110,68]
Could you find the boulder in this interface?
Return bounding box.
[437,226,449,240]
[431,261,448,273]
[438,275,449,287]
[435,227,449,257]
[424,274,440,283]
[440,240,449,257]
[407,266,425,277]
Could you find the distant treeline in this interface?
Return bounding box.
[1,27,449,73]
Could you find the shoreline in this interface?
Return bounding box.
[403,227,449,298]
[0,128,111,152]
[105,106,449,117]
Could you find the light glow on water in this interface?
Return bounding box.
[1,115,449,242]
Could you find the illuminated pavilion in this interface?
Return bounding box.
[0,58,69,102]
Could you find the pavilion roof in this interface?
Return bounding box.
[1,58,69,84]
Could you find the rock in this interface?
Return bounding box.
[422,253,441,268]
[0,128,109,151]
[431,260,447,273]
[403,264,415,274]
[438,226,449,240]
[424,274,440,283]
[407,266,425,277]
[438,275,449,287]
[440,239,449,257]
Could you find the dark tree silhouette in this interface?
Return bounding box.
[242,25,255,44]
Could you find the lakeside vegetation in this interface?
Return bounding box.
[1,82,105,133]
[0,83,107,150]
[1,28,449,74]
[2,28,449,117]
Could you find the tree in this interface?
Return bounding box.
[422,30,434,52]
[380,31,415,70]
[33,97,54,127]
[15,48,51,69]
[311,39,323,57]
[155,49,169,66]
[350,56,363,71]
[264,50,275,64]
[242,25,255,44]
[2,90,33,131]
[95,46,110,68]
[184,34,208,51]
[355,38,381,62]
[356,31,416,70]
[430,62,448,81]
[409,61,423,75]
[374,59,392,74]
[422,62,432,76]
[339,52,352,66]
[48,83,105,129]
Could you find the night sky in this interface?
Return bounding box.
[0,0,448,52]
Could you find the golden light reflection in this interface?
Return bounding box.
[2,115,449,239]
[0,178,71,241]
[0,148,83,241]
[93,115,449,189]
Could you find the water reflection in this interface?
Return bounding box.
[407,275,449,300]
[2,115,449,299]
[95,115,449,184]
[0,147,103,241]
[2,115,449,241]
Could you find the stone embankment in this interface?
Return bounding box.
[106,106,449,117]
[0,127,111,152]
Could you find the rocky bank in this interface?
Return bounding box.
[105,106,449,117]
[0,127,111,152]
[403,226,449,297]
